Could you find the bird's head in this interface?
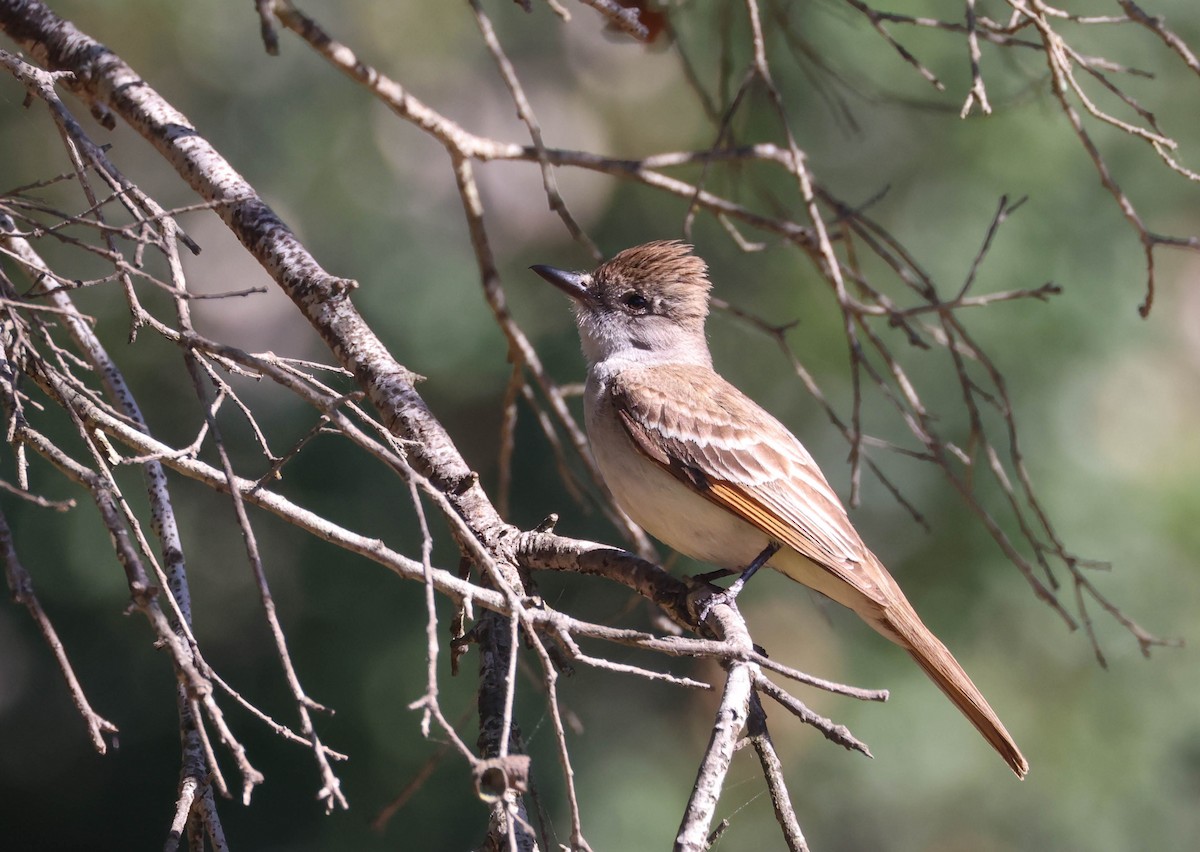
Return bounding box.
[532,240,713,366]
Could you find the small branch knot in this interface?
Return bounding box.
[473,754,531,803]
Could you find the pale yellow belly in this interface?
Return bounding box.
[597,432,768,569]
[585,386,863,612]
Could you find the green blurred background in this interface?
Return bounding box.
[1,1,1198,849]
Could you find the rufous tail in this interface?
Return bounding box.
[876,601,1028,778]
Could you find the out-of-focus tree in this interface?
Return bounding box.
[0,1,1197,849]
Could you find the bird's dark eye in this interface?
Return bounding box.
[621,291,650,311]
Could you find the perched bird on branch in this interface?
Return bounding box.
[533,240,1027,778]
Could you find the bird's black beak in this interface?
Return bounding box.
[530,264,595,307]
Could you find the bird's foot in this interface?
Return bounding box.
[692,567,735,584]
[693,543,780,625]
[696,583,743,624]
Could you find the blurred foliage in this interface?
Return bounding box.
[1,1,1199,849]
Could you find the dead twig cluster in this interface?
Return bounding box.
[1,0,1194,849]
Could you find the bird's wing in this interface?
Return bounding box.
[611,363,1029,779]
[610,363,893,609]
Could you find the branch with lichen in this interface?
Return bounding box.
[1,0,1194,848]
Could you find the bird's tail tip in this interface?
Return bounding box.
[904,643,1029,779]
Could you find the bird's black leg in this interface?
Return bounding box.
[697,542,780,622]
[725,542,779,598]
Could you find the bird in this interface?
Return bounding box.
[531,240,1028,778]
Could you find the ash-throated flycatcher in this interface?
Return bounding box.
[532,240,1028,778]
